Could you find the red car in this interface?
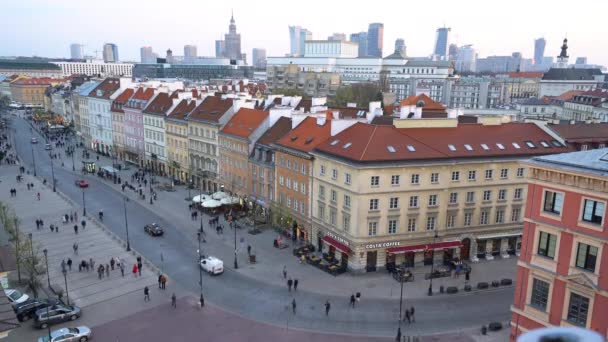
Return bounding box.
[75,180,89,188]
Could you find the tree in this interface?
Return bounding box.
[0,95,10,109]
[271,88,306,97]
[328,83,382,107]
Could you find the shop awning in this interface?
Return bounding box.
[387,241,462,254]
[477,232,521,240]
[322,236,351,254]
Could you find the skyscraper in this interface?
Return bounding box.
[103,43,119,63]
[215,40,225,58]
[289,26,312,56]
[70,44,84,60]
[252,48,267,69]
[433,27,450,60]
[448,44,458,61]
[367,23,384,58]
[224,12,242,60]
[140,46,155,64]
[455,45,476,73]
[184,45,197,62]
[394,38,406,56]
[534,38,546,66]
[350,32,368,57]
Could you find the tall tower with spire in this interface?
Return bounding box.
[224,11,242,60]
[555,38,569,68]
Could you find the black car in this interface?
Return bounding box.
[144,223,164,236]
[13,298,60,322]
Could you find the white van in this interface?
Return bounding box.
[200,256,224,275]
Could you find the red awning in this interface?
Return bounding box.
[387,241,462,254]
[322,236,351,254]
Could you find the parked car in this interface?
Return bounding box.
[37,326,92,342]
[33,304,81,329]
[200,256,224,275]
[4,289,29,304]
[45,144,52,150]
[13,298,60,322]
[74,180,89,188]
[144,223,164,236]
[31,137,38,144]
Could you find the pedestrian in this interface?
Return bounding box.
[161,275,167,290]
[247,244,251,256]
[73,225,78,234]
[325,300,331,316]
[110,258,115,270]
[294,279,299,291]
[55,224,59,233]
[133,264,138,277]
[89,258,95,270]
[410,306,415,322]
[67,258,72,271]
[37,192,40,200]
[120,264,125,277]
[172,293,177,308]
[287,278,293,292]
[283,265,287,279]
[50,224,54,233]
[465,270,470,282]
[137,262,142,276]
[105,264,110,277]
[144,286,150,302]
[199,294,205,309]
[61,259,66,272]
[350,294,356,308]
[292,298,296,314]
[158,274,162,288]
[73,242,78,255]
[405,309,411,324]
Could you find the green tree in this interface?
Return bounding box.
[329,83,381,107]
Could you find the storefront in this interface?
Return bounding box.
[318,231,351,267]
[386,241,462,270]
[474,231,522,261]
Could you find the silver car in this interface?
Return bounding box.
[34,304,81,329]
[37,326,92,342]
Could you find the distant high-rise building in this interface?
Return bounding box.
[350,32,368,57]
[394,38,406,56]
[328,33,347,42]
[215,40,225,58]
[289,26,312,56]
[448,44,458,61]
[433,27,450,59]
[166,49,174,64]
[140,46,155,64]
[252,48,267,69]
[367,23,384,57]
[455,44,476,73]
[534,38,546,66]
[70,44,84,60]
[103,43,119,63]
[241,53,247,64]
[224,12,242,60]
[184,45,197,62]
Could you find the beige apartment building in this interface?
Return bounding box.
[111,88,134,161]
[166,98,196,182]
[310,117,572,272]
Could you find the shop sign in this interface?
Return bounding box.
[325,231,350,246]
[364,241,401,249]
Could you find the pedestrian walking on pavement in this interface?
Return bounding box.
[325,300,331,316]
[158,274,162,289]
[350,294,356,308]
[137,262,142,276]
[67,258,72,271]
[81,220,86,230]
[404,309,411,324]
[199,294,205,309]
[144,286,150,302]
[161,274,167,290]
[410,306,415,322]
[72,242,78,255]
[37,192,40,201]
[283,265,287,279]
[120,264,125,277]
[132,264,138,277]
[172,293,177,308]
[105,264,110,277]
[61,259,66,272]
[294,279,299,291]
[287,278,293,292]
[247,244,251,256]
[73,225,78,234]
[55,225,59,233]
[110,258,115,270]
[292,298,296,314]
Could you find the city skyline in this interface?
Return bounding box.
[1,0,608,66]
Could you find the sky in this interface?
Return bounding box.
[2,0,608,66]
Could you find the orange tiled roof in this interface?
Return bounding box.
[399,94,446,111]
[89,78,121,99]
[256,116,293,147]
[507,72,544,78]
[168,99,196,121]
[220,108,269,139]
[548,123,608,142]
[275,116,332,153]
[111,88,134,113]
[188,96,233,123]
[143,92,173,115]
[552,90,585,101]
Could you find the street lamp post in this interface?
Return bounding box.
[49,151,56,192]
[197,232,204,308]
[43,249,50,287]
[62,268,69,305]
[198,173,206,242]
[28,233,34,296]
[397,271,405,341]
[234,220,238,269]
[428,230,439,296]
[14,218,21,283]
[81,187,86,216]
[30,142,37,177]
[123,195,131,251]
[71,142,75,171]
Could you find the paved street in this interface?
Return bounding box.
[3,113,515,338]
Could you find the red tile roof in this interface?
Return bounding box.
[168,99,196,121]
[143,92,173,115]
[220,108,269,139]
[89,78,121,99]
[131,87,155,101]
[548,123,608,142]
[327,106,367,119]
[399,94,445,111]
[552,90,584,101]
[275,116,332,153]
[111,88,134,113]
[188,96,233,123]
[507,72,544,78]
[314,122,572,162]
[256,117,292,147]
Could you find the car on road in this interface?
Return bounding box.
[33,304,82,329]
[74,180,89,188]
[13,298,60,322]
[200,256,224,275]
[4,289,29,304]
[31,137,38,144]
[144,223,164,236]
[37,326,92,342]
[45,143,52,150]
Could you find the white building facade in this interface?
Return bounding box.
[51,61,134,77]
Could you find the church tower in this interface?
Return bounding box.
[554,38,569,68]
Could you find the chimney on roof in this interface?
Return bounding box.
[316,116,327,126]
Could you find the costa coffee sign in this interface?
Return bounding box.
[364,241,401,249]
[325,231,350,246]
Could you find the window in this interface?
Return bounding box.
[511,208,521,222]
[286,179,291,189]
[451,171,460,181]
[320,165,326,176]
[480,211,489,225]
[428,194,438,206]
[301,184,306,195]
[464,212,472,226]
[294,200,299,211]
[514,188,523,200]
[582,199,605,224]
[329,208,337,226]
[330,190,337,202]
[495,209,505,224]
[341,215,351,232]
[407,218,416,232]
[409,196,419,208]
[447,214,456,228]
[369,199,379,210]
[345,173,351,185]
[332,169,338,180]
[485,169,493,180]
[411,174,420,184]
[426,217,436,230]
[537,231,557,258]
[466,191,475,203]
[319,185,325,199]
[368,222,377,236]
[293,181,299,192]
[388,220,397,234]
[389,197,399,209]
[391,175,400,186]
[517,167,525,178]
[468,170,476,181]
[575,243,598,272]
[370,176,379,187]
[543,191,564,215]
[483,190,492,201]
[449,192,458,204]
[500,168,508,179]
[318,204,325,220]
[430,173,439,184]
[530,278,550,311]
[344,195,351,208]
[279,176,284,186]
[498,189,507,201]
[567,293,590,327]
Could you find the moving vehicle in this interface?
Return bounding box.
[45,143,52,150]
[33,304,82,329]
[144,223,164,236]
[74,180,89,188]
[37,326,92,342]
[200,256,224,275]
[4,289,29,304]
[31,137,38,144]
[13,298,60,322]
